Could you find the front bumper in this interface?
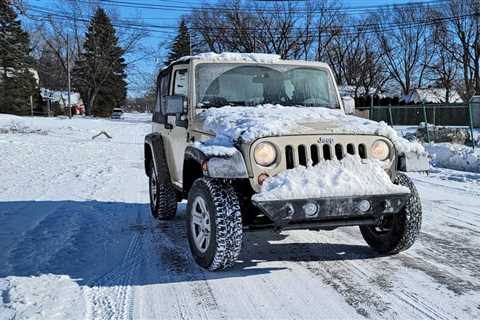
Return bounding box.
[252,193,410,229]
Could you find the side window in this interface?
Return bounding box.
[153,72,170,124]
[173,69,188,96]
[160,72,170,115]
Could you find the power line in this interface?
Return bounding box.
[24,4,475,40]
[45,0,452,17]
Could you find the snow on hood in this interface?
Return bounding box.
[252,155,410,201]
[197,104,425,155]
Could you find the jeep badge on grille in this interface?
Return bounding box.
[317,136,335,144]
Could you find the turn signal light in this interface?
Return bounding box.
[258,173,269,185]
[201,161,209,172]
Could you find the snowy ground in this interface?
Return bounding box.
[1,114,479,320]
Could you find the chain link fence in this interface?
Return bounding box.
[365,100,479,149]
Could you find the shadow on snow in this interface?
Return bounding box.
[0,200,380,287]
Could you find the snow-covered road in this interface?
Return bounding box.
[0,114,479,320]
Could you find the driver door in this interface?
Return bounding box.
[163,66,189,187]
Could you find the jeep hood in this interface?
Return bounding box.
[193,104,425,156]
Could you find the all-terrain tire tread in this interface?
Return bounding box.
[388,172,422,253]
[194,178,243,271]
[156,182,177,219]
[360,172,422,254]
[150,160,177,220]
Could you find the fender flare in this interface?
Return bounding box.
[144,133,172,183]
[185,145,249,179]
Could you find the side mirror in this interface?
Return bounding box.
[165,95,185,115]
[342,96,355,115]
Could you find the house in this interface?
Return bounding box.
[338,85,399,99]
[402,88,463,104]
[40,89,85,115]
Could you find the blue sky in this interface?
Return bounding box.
[23,0,410,96]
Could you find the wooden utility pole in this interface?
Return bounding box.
[30,95,33,116]
[67,35,72,118]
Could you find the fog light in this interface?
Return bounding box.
[258,173,269,185]
[358,200,371,212]
[303,202,318,217]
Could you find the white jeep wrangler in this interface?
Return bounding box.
[144,53,427,271]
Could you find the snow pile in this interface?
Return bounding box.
[0,113,152,137]
[252,155,410,201]
[425,143,480,173]
[1,275,86,320]
[199,105,425,155]
[0,114,49,135]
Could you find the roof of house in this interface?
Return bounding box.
[338,85,400,99]
[40,88,82,105]
[402,88,463,104]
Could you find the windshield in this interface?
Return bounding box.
[195,63,339,109]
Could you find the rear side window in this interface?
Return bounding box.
[173,69,188,96]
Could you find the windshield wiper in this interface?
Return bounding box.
[292,103,334,108]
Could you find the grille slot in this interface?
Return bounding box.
[285,145,294,169]
[358,144,367,159]
[323,144,331,160]
[310,145,319,165]
[298,145,307,166]
[347,143,355,155]
[335,144,343,160]
[284,142,368,169]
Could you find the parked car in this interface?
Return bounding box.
[144,53,428,271]
[111,108,124,119]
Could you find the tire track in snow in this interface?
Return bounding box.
[285,228,458,320]
[148,217,224,319]
[85,204,144,320]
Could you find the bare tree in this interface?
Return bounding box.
[190,0,322,59]
[373,4,433,96]
[430,0,479,99]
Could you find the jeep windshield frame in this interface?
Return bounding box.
[194,62,340,109]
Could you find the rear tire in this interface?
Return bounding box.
[186,178,243,271]
[360,173,422,254]
[149,160,177,220]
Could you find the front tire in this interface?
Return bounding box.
[149,161,177,220]
[360,173,422,254]
[186,178,243,271]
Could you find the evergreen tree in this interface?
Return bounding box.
[37,46,66,90]
[73,8,126,117]
[0,1,37,115]
[166,19,191,65]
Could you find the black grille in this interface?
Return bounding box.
[285,143,368,169]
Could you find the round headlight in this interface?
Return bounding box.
[254,142,277,166]
[370,140,390,161]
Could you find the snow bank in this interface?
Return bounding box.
[0,113,152,137]
[199,105,425,155]
[425,143,480,173]
[252,155,409,201]
[1,275,86,320]
[0,114,49,135]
